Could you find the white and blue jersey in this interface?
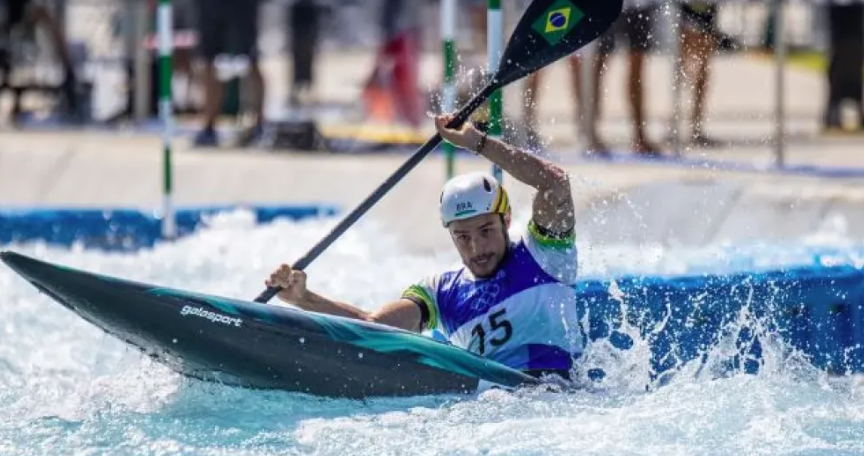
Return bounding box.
[402,220,582,373]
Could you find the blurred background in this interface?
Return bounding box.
[1,0,862,156]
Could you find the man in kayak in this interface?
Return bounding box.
[267,114,581,381]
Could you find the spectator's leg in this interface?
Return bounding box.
[26,4,74,75]
[247,63,265,129]
[569,27,614,154]
[825,3,864,130]
[825,5,842,129]
[196,63,222,142]
[519,0,542,147]
[193,0,223,146]
[237,0,266,146]
[625,7,662,155]
[26,3,78,112]
[854,5,864,127]
[172,0,197,113]
[391,23,422,127]
[361,3,402,125]
[289,0,319,106]
[689,32,716,144]
[469,0,486,58]
[680,3,720,146]
[519,0,539,133]
[628,52,650,151]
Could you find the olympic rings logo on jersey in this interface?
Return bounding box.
[467,282,502,313]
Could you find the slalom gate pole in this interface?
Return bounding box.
[157,0,176,239]
[487,0,504,183]
[442,0,457,179]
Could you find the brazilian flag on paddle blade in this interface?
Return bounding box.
[493,0,621,88]
[532,0,585,46]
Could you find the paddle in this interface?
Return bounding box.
[253,0,622,303]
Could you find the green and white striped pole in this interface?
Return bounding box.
[157,0,175,239]
[487,0,503,183]
[442,0,457,179]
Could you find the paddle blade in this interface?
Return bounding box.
[493,0,623,88]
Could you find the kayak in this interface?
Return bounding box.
[0,250,539,399]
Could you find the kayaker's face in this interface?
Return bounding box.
[448,213,510,278]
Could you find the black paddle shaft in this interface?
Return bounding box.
[254,0,623,304]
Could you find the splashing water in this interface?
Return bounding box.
[3,210,864,456]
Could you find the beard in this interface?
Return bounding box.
[465,226,511,278]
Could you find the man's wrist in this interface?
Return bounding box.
[469,128,487,155]
[295,290,317,307]
[279,288,314,307]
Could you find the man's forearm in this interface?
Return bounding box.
[292,291,371,321]
[475,132,568,189]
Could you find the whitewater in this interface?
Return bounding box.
[3,210,864,456]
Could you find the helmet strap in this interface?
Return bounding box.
[500,214,513,256]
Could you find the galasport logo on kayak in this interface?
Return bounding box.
[180,305,243,327]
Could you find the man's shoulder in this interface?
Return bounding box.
[412,264,466,290]
[401,264,467,332]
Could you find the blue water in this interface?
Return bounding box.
[3,211,864,455]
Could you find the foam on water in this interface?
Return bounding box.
[3,210,864,456]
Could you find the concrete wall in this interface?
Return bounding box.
[4,131,864,254]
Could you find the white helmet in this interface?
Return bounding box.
[439,172,510,227]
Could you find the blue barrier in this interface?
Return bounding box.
[0,205,339,252]
[576,265,864,381]
[2,204,863,380]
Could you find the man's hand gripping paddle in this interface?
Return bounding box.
[254,0,623,304]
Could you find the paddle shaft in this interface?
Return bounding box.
[254,85,496,303]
